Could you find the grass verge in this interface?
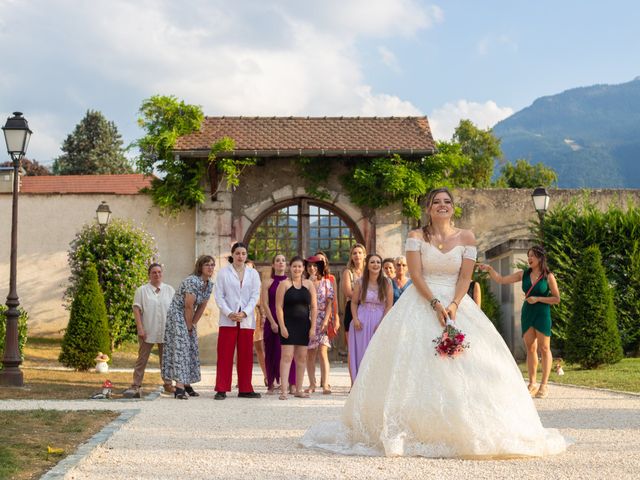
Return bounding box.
[519,357,640,393]
[0,409,118,480]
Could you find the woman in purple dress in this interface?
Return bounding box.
[349,254,393,380]
[261,254,296,394]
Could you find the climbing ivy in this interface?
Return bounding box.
[294,157,333,201]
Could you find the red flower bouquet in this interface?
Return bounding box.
[433,320,469,358]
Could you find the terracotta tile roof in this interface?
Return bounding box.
[19,174,153,194]
[174,116,436,157]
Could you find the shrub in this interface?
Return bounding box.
[476,275,502,332]
[565,245,623,368]
[59,264,111,370]
[65,219,157,348]
[541,196,640,354]
[0,305,28,363]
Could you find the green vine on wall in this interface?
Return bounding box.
[209,137,257,191]
[294,157,333,201]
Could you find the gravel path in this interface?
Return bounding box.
[2,366,639,479]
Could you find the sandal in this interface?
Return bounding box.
[294,391,310,398]
[322,384,332,395]
[304,385,316,394]
[527,383,538,397]
[279,393,288,400]
[535,384,549,399]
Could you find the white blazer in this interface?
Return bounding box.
[214,264,261,329]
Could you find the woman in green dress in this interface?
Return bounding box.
[479,246,560,399]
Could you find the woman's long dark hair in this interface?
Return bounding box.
[421,187,454,243]
[359,254,388,304]
[528,245,550,278]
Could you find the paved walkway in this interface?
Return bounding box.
[2,367,640,479]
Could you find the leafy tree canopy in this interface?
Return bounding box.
[496,158,558,188]
[53,110,132,175]
[1,158,51,175]
[452,119,502,188]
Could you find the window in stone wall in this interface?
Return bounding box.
[246,199,362,264]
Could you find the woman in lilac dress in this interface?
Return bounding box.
[349,254,393,380]
[261,254,296,394]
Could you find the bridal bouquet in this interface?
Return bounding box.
[433,319,469,358]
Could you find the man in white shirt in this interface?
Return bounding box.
[124,263,175,398]
[214,243,262,399]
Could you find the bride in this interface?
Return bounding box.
[301,187,567,458]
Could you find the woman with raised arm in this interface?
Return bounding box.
[478,246,560,398]
[301,187,567,458]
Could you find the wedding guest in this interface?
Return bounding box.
[341,243,366,383]
[124,263,176,398]
[382,258,396,279]
[349,254,393,379]
[392,255,413,304]
[162,256,214,400]
[275,256,317,399]
[479,245,560,398]
[214,242,262,400]
[305,255,334,394]
[314,251,340,343]
[261,254,296,394]
[246,259,268,387]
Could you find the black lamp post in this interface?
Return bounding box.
[96,201,112,232]
[1,112,32,387]
[531,186,550,238]
[95,201,111,284]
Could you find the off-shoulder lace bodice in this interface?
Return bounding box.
[405,237,477,288]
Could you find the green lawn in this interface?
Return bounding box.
[519,357,640,393]
[0,410,118,480]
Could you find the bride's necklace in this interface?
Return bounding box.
[431,229,454,250]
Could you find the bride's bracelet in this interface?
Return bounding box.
[429,298,440,310]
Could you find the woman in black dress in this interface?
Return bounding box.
[275,256,317,400]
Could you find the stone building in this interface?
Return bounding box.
[2,116,639,362]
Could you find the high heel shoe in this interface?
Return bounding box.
[535,384,549,399]
[527,383,538,397]
[184,385,200,397]
[174,387,188,400]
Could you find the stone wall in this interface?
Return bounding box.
[0,193,195,336]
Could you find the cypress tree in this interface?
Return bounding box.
[566,245,623,368]
[59,264,111,370]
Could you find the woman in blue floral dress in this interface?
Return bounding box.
[162,256,215,399]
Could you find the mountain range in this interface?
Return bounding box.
[492,77,640,188]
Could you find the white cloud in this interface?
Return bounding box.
[378,46,401,72]
[475,33,518,56]
[429,100,513,141]
[0,0,440,161]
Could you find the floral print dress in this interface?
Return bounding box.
[308,277,334,349]
[162,275,213,384]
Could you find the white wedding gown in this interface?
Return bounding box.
[301,238,567,458]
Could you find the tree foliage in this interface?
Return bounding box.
[540,196,640,354]
[66,219,158,348]
[1,158,51,175]
[59,264,111,371]
[53,110,132,175]
[496,158,558,188]
[451,119,502,187]
[134,95,256,214]
[565,245,623,368]
[0,305,28,362]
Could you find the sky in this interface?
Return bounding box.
[1,0,639,166]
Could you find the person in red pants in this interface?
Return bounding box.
[214,242,262,399]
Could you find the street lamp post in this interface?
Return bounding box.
[1,112,32,387]
[531,186,551,239]
[95,201,111,284]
